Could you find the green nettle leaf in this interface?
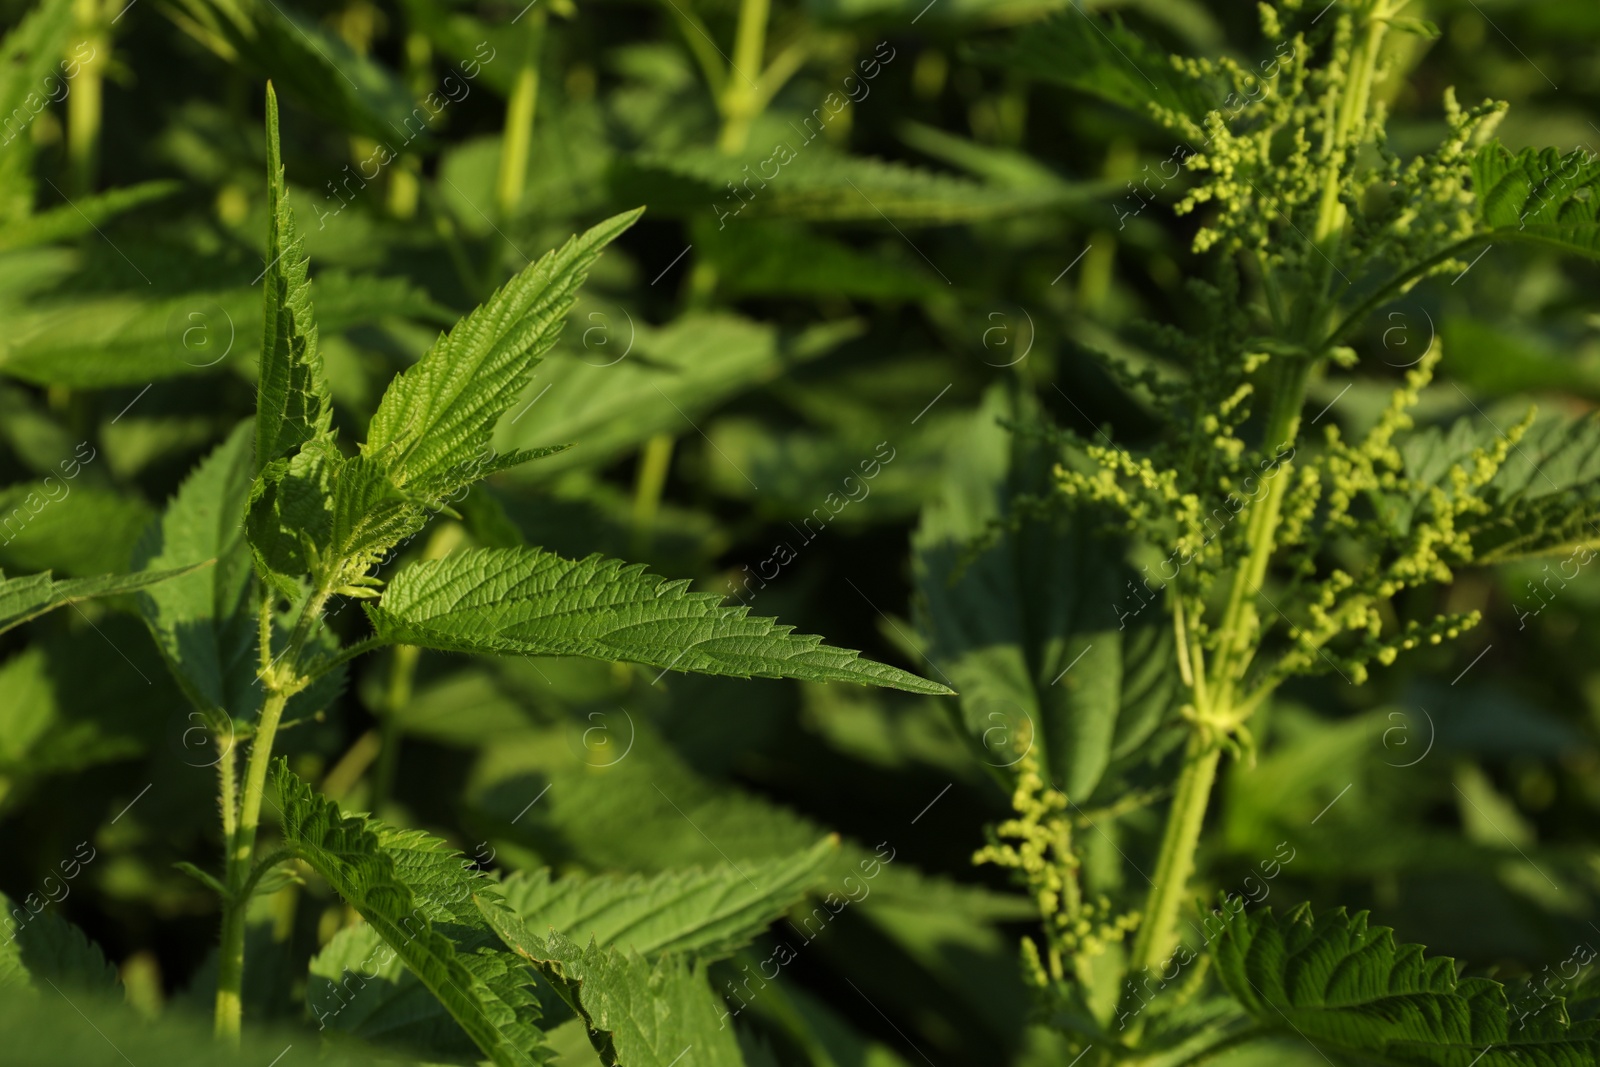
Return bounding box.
[246,437,429,595]
[256,83,334,472]
[0,181,178,255]
[0,273,443,389]
[494,928,746,1067]
[494,313,856,482]
[1399,412,1600,563]
[365,546,951,695]
[364,208,643,501]
[0,892,120,996]
[1472,143,1600,261]
[618,148,1066,226]
[271,760,549,1067]
[132,422,257,718]
[913,387,1177,800]
[500,838,836,960]
[0,482,154,578]
[167,0,420,146]
[1473,413,1600,562]
[0,564,206,637]
[311,839,833,1057]
[1214,903,1600,1067]
[970,12,1218,123]
[0,983,378,1067]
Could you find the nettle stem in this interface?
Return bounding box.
[717,0,770,154]
[214,587,330,1040]
[1128,358,1308,982]
[1124,3,1395,993]
[496,11,546,219]
[67,0,105,196]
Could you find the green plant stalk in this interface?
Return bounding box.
[1124,338,1311,1002]
[213,587,330,1040]
[495,11,546,219]
[717,0,770,154]
[1121,8,1397,991]
[660,0,727,99]
[1298,1,1394,336]
[372,644,418,807]
[387,30,431,219]
[1124,732,1220,989]
[213,687,287,1038]
[67,0,104,195]
[631,433,675,556]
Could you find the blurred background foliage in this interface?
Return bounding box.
[0,0,1596,1063]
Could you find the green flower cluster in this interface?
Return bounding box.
[974,736,1140,991]
[1045,0,1518,748]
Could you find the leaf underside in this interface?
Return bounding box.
[0,563,207,637]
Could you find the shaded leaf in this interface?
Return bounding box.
[132,422,257,718]
[912,386,1177,800]
[0,564,207,637]
[0,0,74,225]
[617,147,1068,226]
[970,11,1216,123]
[495,929,746,1067]
[0,892,119,996]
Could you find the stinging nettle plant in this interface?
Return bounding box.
[920,2,1600,1065]
[116,84,948,1060]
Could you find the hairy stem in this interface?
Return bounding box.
[214,588,329,1040]
[213,687,286,1039]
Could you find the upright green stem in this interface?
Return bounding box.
[1297,1,1394,336]
[1126,734,1221,985]
[213,687,288,1039]
[496,12,546,219]
[67,0,105,196]
[214,588,329,1041]
[717,0,770,153]
[631,433,675,556]
[372,644,418,807]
